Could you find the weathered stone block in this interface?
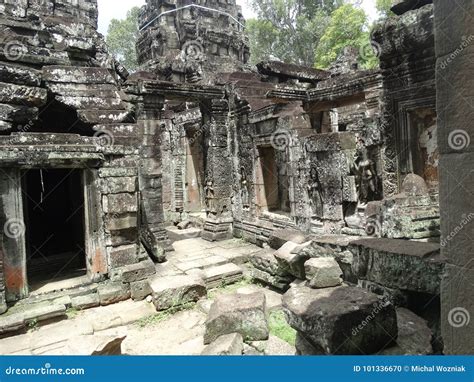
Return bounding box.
[274,242,310,279]
[150,275,206,311]
[199,263,243,289]
[108,244,138,268]
[103,193,137,213]
[71,294,100,310]
[380,308,433,355]
[201,333,244,355]
[350,239,444,294]
[0,82,47,107]
[305,258,343,289]
[102,177,137,194]
[43,66,117,84]
[268,229,309,249]
[130,279,152,301]
[249,268,293,291]
[204,292,269,344]
[111,260,156,283]
[98,282,131,306]
[283,286,397,354]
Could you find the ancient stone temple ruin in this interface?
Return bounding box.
[0,0,472,355]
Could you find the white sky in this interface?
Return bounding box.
[97,0,378,35]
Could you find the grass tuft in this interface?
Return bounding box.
[268,310,297,346]
[136,302,197,328]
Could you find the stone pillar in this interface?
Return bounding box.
[137,94,171,258]
[201,99,234,241]
[0,169,28,303]
[434,0,474,354]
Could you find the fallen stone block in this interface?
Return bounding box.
[71,294,100,310]
[201,333,244,355]
[379,308,433,355]
[249,248,288,277]
[274,241,310,279]
[350,238,444,294]
[283,285,397,354]
[305,258,343,289]
[178,220,192,230]
[268,229,310,250]
[199,263,243,289]
[130,280,152,301]
[249,268,293,291]
[204,292,269,344]
[150,275,206,311]
[98,282,131,306]
[295,332,325,355]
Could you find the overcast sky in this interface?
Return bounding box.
[97,0,378,35]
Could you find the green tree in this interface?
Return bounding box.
[376,0,393,19]
[247,0,342,66]
[314,3,377,70]
[106,7,140,72]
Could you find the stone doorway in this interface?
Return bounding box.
[255,146,290,215]
[184,127,206,214]
[22,169,87,291]
[408,108,438,191]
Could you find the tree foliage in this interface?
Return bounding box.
[376,0,393,19]
[106,7,140,72]
[246,0,343,66]
[314,4,377,70]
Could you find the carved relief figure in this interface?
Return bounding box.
[351,148,376,205]
[240,167,250,210]
[205,179,216,217]
[308,165,323,218]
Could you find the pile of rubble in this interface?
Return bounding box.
[247,228,444,355]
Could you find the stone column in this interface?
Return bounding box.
[434,0,474,354]
[137,94,171,259]
[201,99,234,241]
[0,168,28,303]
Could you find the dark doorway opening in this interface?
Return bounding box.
[22,169,86,288]
[256,147,290,215]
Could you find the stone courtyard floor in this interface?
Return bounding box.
[0,238,296,356]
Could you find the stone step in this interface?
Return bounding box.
[174,255,228,273]
[191,263,243,289]
[0,304,67,335]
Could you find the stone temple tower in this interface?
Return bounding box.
[136,0,250,83]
